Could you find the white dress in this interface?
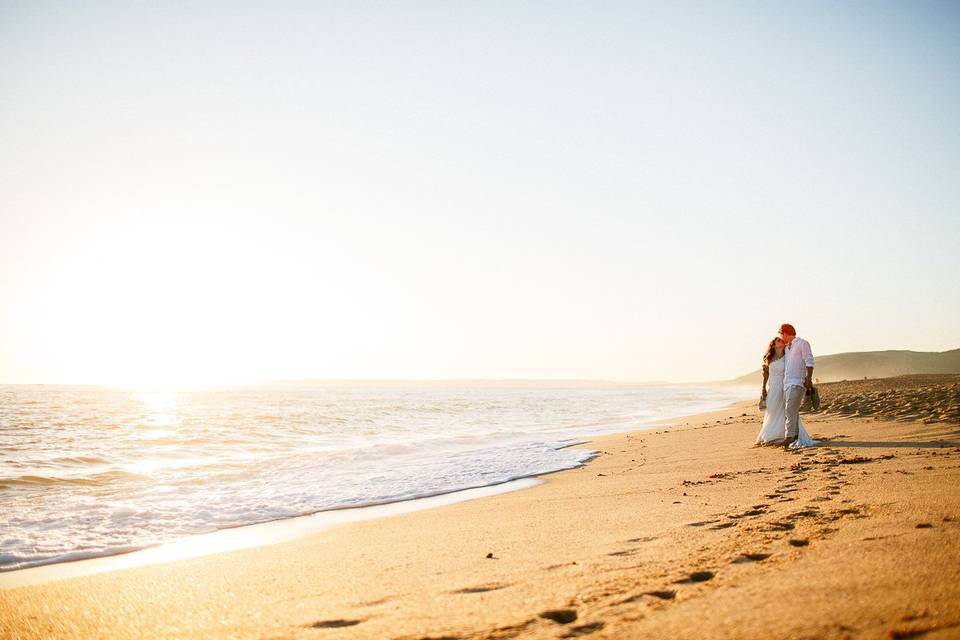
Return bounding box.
[756,357,817,449]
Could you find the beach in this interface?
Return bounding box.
[4,1,958,637]
[2,394,959,639]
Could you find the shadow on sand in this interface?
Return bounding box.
[814,439,960,449]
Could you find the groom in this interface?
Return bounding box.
[779,323,815,449]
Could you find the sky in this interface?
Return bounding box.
[1,1,959,386]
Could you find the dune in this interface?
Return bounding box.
[730,348,960,385]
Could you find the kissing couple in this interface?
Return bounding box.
[756,323,818,450]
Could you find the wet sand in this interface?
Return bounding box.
[2,392,960,639]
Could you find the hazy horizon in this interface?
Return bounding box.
[2,346,958,389]
[3,1,959,387]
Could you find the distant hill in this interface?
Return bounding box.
[729,349,960,386]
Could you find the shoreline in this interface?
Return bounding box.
[0,395,750,586]
[0,477,543,590]
[2,397,958,639]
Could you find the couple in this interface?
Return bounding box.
[756,323,817,450]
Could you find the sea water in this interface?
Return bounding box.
[0,382,749,571]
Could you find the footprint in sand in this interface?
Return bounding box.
[645,589,677,601]
[674,571,715,584]
[687,519,721,527]
[307,619,363,628]
[452,583,510,594]
[620,590,677,604]
[626,536,657,543]
[564,622,605,637]
[733,553,771,563]
[355,597,392,607]
[540,609,578,624]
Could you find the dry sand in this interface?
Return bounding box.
[814,374,960,424]
[2,392,960,639]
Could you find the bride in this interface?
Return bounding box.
[756,336,817,449]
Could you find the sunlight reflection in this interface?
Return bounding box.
[135,390,179,428]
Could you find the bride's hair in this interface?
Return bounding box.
[763,337,780,367]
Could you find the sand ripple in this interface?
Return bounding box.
[812,374,960,424]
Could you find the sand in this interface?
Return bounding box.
[2,394,960,639]
[814,374,960,424]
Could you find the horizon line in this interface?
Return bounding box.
[3,347,956,388]
[0,377,691,388]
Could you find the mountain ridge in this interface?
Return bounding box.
[729,348,960,386]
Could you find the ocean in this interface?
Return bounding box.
[0,382,749,572]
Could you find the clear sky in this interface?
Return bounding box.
[2,1,959,386]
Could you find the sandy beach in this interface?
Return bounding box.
[4,1,958,636]
[2,389,959,639]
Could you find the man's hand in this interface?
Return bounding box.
[804,378,813,390]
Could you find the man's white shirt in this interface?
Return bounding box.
[784,337,815,389]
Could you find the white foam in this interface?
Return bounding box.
[0,477,541,589]
[0,383,751,574]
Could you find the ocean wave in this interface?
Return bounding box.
[1,469,147,488]
[49,455,110,465]
[0,382,751,572]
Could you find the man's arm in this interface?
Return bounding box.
[803,341,815,389]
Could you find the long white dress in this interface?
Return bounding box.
[756,357,817,449]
